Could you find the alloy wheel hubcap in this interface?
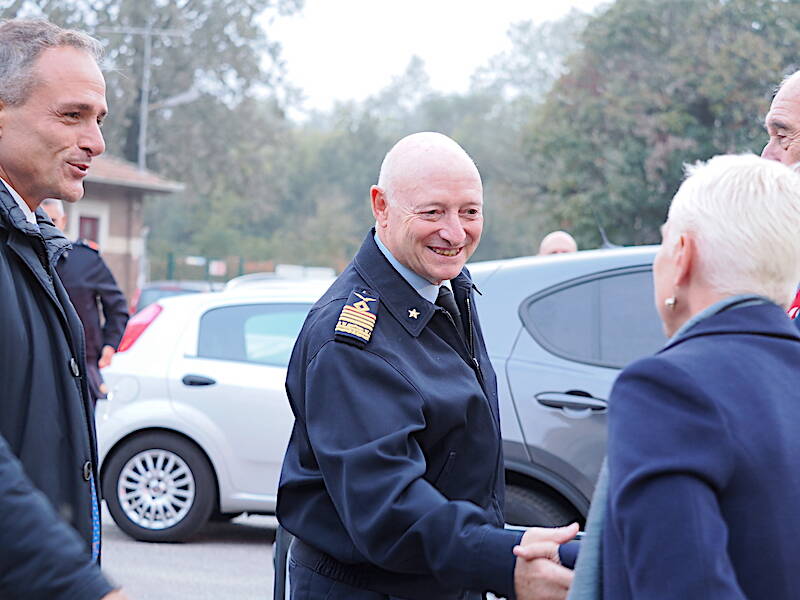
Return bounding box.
[117,448,195,530]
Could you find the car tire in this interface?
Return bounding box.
[102,432,215,542]
[504,484,579,527]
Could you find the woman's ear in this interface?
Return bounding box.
[673,233,696,288]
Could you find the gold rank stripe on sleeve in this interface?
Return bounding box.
[341,304,376,321]
[340,306,376,328]
[335,320,372,341]
[334,289,379,349]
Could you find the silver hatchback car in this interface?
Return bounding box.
[97,281,332,541]
[98,246,664,542]
[469,244,664,525]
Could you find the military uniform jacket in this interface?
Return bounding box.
[278,231,522,600]
[0,187,99,552]
[56,239,128,362]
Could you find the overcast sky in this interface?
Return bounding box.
[268,0,608,112]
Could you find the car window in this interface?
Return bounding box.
[521,268,666,369]
[197,303,310,366]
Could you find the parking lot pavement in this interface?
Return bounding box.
[101,504,278,599]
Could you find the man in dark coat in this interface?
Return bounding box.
[0,433,126,599]
[0,17,111,578]
[277,132,577,600]
[42,198,129,403]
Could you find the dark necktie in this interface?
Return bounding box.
[436,285,464,337]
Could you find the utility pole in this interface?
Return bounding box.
[97,25,186,171]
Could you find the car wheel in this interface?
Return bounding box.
[504,484,579,527]
[103,432,215,542]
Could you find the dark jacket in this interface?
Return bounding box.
[0,186,100,552]
[56,239,129,400]
[56,239,128,361]
[0,433,113,599]
[277,232,522,600]
[604,302,800,599]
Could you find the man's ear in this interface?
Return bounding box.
[673,232,696,288]
[370,185,388,226]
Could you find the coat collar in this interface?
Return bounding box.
[352,229,476,338]
[0,185,71,268]
[660,301,800,354]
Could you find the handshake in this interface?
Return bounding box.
[512,522,580,600]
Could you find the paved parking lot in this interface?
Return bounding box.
[101,505,278,599]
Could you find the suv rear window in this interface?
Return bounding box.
[521,268,666,369]
[197,303,310,367]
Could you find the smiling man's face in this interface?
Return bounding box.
[0,45,107,208]
[374,151,483,285]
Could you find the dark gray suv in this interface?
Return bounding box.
[469,245,664,526]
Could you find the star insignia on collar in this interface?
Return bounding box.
[408,308,420,319]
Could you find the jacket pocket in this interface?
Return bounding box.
[434,451,457,487]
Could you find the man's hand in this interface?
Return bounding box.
[514,522,579,563]
[98,345,115,369]
[514,555,574,600]
[102,590,130,600]
[512,523,579,600]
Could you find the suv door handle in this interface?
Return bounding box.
[535,392,607,411]
[182,374,216,386]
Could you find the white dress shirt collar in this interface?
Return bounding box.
[0,178,37,225]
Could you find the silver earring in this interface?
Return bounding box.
[665,297,677,310]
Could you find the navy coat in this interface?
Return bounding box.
[56,239,128,362]
[56,239,129,399]
[604,302,800,599]
[0,187,100,552]
[0,433,112,599]
[277,232,522,600]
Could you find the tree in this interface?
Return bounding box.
[6,0,304,269]
[525,0,800,247]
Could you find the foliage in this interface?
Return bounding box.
[526,0,800,247]
[6,0,799,271]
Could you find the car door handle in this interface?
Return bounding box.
[182,374,216,386]
[535,392,607,411]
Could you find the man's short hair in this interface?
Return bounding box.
[0,19,102,107]
[666,154,800,307]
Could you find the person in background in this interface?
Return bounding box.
[761,70,800,319]
[42,198,129,404]
[761,70,800,167]
[547,154,800,600]
[0,18,108,567]
[538,230,578,256]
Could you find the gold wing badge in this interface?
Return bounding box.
[334,289,379,349]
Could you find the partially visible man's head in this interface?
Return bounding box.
[538,230,577,256]
[0,19,107,208]
[655,154,800,331]
[762,70,800,167]
[41,198,67,230]
[371,132,483,284]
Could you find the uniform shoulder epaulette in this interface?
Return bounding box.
[76,238,100,253]
[334,288,379,349]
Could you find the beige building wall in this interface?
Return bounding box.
[63,182,145,302]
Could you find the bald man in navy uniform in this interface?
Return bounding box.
[277,132,577,600]
[42,199,128,404]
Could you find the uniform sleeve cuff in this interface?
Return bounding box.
[558,540,580,569]
[472,526,524,600]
